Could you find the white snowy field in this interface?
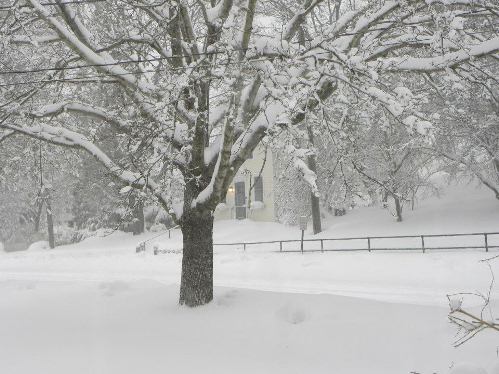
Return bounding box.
[0,281,498,374]
[1,183,499,373]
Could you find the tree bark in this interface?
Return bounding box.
[46,198,55,248]
[310,191,322,234]
[129,194,145,235]
[307,125,322,234]
[394,195,403,222]
[34,199,43,232]
[179,209,214,307]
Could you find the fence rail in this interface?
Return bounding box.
[136,225,179,253]
[147,231,499,255]
[212,231,499,254]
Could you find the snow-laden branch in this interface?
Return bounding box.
[283,0,326,42]
[28,0,156,95]
[9,34,60,45]
[57,0,95,49]
[192,75,337,210]
[365,34,434,62]
[0,122,172,213]
[378,36,499,72]
[0,130,15,144]
[206,0,233,26]
[30,102,131,134]
[190,106,234,210]
[338,0,400,51]
[430,146,499,199]
[294,157,319,196]
[96,35,172,58]
[426,0,499,7]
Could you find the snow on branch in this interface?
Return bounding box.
[294,157,320,196]
[9,34,60,46]
[283,0,326,42]
[96,35,172,58]
[378,36,499,72]
[206,0,233,26]
[0,130,15,143]
[28,0,156,95]
[191,105,235,210]
[338,1,400,50]
[1,122,171,214]
[30,102,130,133]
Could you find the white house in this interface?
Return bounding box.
[214,145,275,222]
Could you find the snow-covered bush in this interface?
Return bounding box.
[70,228,114,243]
[53,226,78,246]
[149,223,167,233]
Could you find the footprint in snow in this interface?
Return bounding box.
[99,281,130,297]
[17,282,36,291]
[276,303,310,325]
[216,289,239,306]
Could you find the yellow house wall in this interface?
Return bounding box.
[214,146,275,222]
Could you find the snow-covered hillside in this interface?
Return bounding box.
[1,183,498,374]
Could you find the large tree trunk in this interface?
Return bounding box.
[179,209,214,307]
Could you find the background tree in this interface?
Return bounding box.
[0,134,78,250]
[427,63,499,200]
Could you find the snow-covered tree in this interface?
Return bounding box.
[0,134,78,249]
[426,62,499,200]
[1,0,498,306]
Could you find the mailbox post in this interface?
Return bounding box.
[299,216,307,254]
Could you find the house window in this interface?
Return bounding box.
[234,182,246,219]
[254,176,263,202]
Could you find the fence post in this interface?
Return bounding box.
[485,233,489,252]
[243,243,246,251]
[321,239,324,253]
[301,230,304,254]
[421,235,425,253]
[280,241,283,252]
[168,229,171,239]
[367,237,371,252]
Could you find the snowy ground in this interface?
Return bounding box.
[1,281,498,374]
[1,183,499,373]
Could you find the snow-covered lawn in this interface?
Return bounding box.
[1,280,498,374]
[1,184,498,373]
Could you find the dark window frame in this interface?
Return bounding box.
[254,176,263,202]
